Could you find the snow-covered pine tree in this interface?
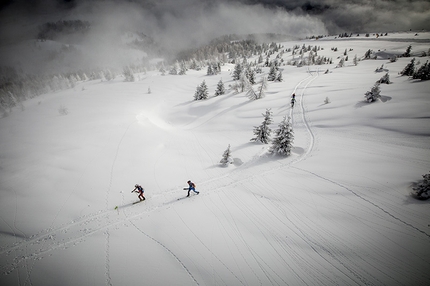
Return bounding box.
[250,108,273,144]
[123,66,135,82]
[353,54,358,66]
[179,61,187,75]
[207,64,213,76]
[377,72,391,84]
[246,66,256,85]
[247,75,268,100]
[169,63,178,75]
[232,63,242,80]
[412,61,430,80]
[258,54,264,64]
[159,62,166,76]
[400,58,415,76]
[337,57,345,68]
[275,71,283,82]
[364,82,381,102]
[267,65,277,81]
[269,116,294,156]
[403,45,412,57]
[239,71,250,93]
[364,49,372,59]
[214,79,225,96]
[194,80,208,100]
[246,86,258,100]
[220,144,233,166]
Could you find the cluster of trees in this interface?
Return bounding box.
[0,67,93,113]
[171,37,332,80]
[221,110,294,166]
[250,109,294,156]
[400,58,430,80]
[194,79,226,100]
[364,72,392,102]
[0,62,152,113]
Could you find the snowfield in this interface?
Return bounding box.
[1,32,430,286]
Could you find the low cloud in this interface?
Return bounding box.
[0,0,428,74]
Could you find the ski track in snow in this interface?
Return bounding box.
[1,68,429,285]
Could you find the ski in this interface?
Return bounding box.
[133,199,145,204]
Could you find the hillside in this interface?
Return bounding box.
[0,32,430,285]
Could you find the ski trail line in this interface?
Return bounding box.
[288,67,430,239]
[107,120,136,209]
[104,119,135,286]
[171,206,247,286]
[105,228,113,286]
[296,68,319,161]
[127,219,200,286]
[292,166,430,239]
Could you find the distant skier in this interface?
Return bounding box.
[291,97,296,108]
[132,184,145,201]
[184,180,199,197]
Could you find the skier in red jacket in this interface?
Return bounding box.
[132,184,145,201]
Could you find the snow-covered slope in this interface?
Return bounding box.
[1,33,429,286]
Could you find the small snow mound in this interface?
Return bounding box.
[233,158,243,166]
[374,50,399,60]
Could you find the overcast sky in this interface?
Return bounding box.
[1,0,429,44]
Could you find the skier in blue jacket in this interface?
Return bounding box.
[185,180,199,197]
[132,184,145,201]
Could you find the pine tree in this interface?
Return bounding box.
[377,72,391,84]
[337,57,345,68]
[251,108,273,144]
[123,66,135,82]
[169,63,178,75]
[178,61,187,75]
[214,79,225,96]
[364,49,372,59]
[258,54,264,64]
[232,63,242,80]
[400,58,415,76]
[207,64,213,76]
[353,54,358,66]
[220,144,233,166]
[159,62,166,76]
[275,71,283,82]
[267,65,277,81]
[194,80,208,100]
[246,66,256,85]
[247,76,267,100]
[403,45,412,57]
[239,71,250,93]
[364,82,381,102]
[269,116,294,156]
[412,61,430,80]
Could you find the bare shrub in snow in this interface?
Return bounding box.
[58,105,69,115]
[413,171,430,200]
